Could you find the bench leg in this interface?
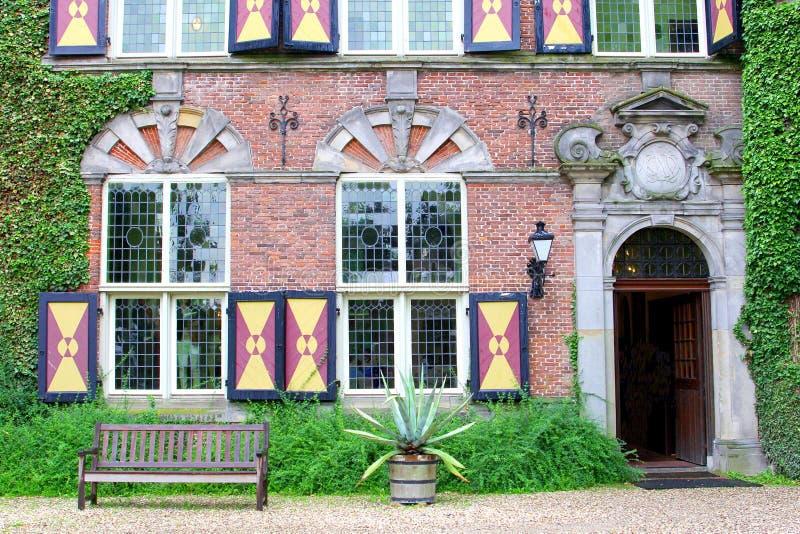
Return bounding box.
[77,457,86,510]
[90,482,98,505]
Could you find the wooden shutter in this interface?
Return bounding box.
[227,292,285,400]
[464,0,521,52]
[469,292,529,400]
[229,0,280,52]
[49,0,107,55]
[706,0,740,54]
[282,0,339,52]
[284,291,337,400]
[534,0,591,54]
[38,293,98,402]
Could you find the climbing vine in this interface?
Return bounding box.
[0,1,152,412]
[739,0,800,477]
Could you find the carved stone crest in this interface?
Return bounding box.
[619,122,704,200]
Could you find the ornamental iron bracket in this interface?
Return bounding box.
[517,95,548,167]
[269,95,300,168]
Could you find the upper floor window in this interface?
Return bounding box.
[340,0,462,54]
[104,177,228,285]
[593,0,706,56]
[115,0,227,56]
[338,176,466,286]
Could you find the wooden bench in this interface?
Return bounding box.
[77,422,269,510]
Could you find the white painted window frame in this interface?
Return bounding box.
[100,175,230,398]
[591,0,708,57]
[111,0,230,58]
[336,174,469,394]
[338,0,464,56]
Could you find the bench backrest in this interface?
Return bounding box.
[92,423,268,469]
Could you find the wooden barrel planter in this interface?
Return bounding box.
[388,454,438,504]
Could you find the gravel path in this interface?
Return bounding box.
[2,486,800,533]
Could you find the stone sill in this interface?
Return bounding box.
[42,53,742,74]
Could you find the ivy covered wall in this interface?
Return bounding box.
[0,1,152,410]
[739,0,800,478]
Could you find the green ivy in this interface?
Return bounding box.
[739,0,800,478]
[0,1,153,409]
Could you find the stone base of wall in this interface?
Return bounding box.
[713,438,769,475]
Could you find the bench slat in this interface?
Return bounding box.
[84,471,258,484]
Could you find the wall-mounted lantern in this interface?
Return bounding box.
[527,221,554,299]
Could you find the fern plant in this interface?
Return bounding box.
[344,370,475,484]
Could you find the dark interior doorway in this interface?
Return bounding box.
[614,283,710,466]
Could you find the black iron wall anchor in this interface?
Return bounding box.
[269,95,300,167]
[517,94,548,167]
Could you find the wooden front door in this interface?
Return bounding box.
[672,294,707,464]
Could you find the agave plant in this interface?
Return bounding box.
[344,370,475,484]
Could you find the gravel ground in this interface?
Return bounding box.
[2,486,800,533]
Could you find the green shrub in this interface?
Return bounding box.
[0,397,638,497]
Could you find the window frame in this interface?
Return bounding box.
[102,292,228,397]
[336,173,469,394]
[591,0,708,57]
[111,0,230,58]
[100,174,230,398]
[338,0,464,56]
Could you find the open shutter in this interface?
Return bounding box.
[469,292,529,400]
[706,0,740,54]
[534,0,591,54]
[464,0,521,52]
[284,291,337,400]
[228,0,280,52]
[283,0,339,52]
[49,0,107,55]
[227,292,285,400]
[38,293,98,402]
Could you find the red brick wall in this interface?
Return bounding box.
[230,181,336,291]
[468,180,575,396]
[82,63,742,399]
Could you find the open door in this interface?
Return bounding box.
[672,294,707,464]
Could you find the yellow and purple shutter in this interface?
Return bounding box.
[469,293,529,400]
[464,0,521,52]
[284,291,337,400]
[283,0,339,52]
[49,0,107,55]
[227,292,285,400]
[228,0,280,52]
[38,293,98,402]
[706,0,740,54]
[534,0,591,54]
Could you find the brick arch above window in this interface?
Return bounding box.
[80,105,253,176]
[313,105,493,173]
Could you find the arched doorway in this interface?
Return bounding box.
[613,227,711,466]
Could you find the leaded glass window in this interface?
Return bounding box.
[170,182,226,283]
[114,298,161,390]
[341,182,399,283]
[176,298,223,390]
[107,183,163,284]
[593,0,705,55]
[405,181,462,284]
[106,178,227,285]
[341,0,460,54]
[348,299,395,389]
[411,299,457,388]
[117,0,227,56]
[612,228,709,278]
[181,0,226,53]
[347,0,393,51]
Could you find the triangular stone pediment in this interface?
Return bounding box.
[612,88,707,126]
